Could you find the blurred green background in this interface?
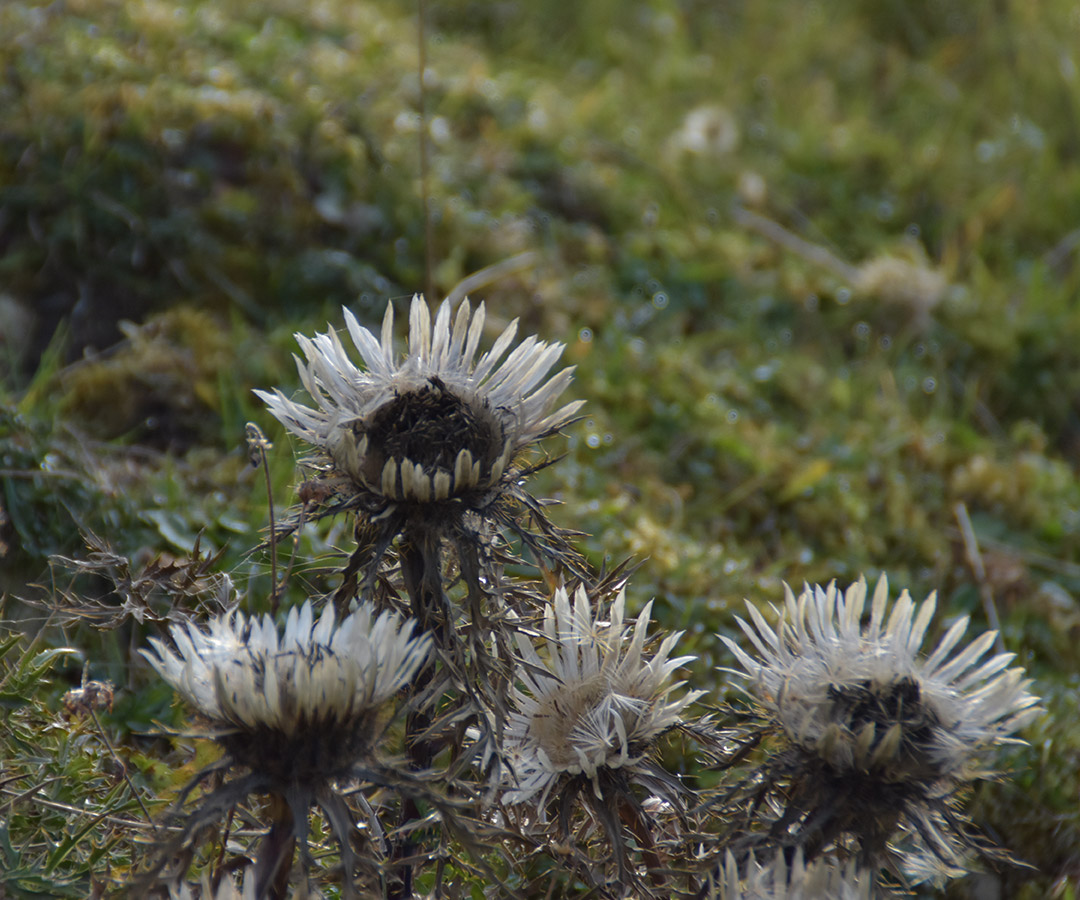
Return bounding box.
[2,0,1080,895]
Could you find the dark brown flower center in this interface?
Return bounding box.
[221,712,377,785]
[367,378,502,473]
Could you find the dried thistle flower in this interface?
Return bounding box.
[503,584,703,888]
[708,848,876,900]
[255,296,585,592]
[720,575,1041,873]
[141,600,430,897]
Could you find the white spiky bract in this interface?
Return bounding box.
[169,869,258,900]
[503,585,704,808]
[142,600,430,738]
[722,576,1041,778]
[254,295,584,503]
[712,849,875,900]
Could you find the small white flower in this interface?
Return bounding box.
[503,585,703,810]
[711,848,875,900]
[142,600,430,779]
[254,295,583,505]
[722,575,1040,780]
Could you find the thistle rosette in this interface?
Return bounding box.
[141,600,430,895]
[255,294,588,626]
[143,600,429,782]
[720,576,1041,872]
[255,295,581,510]
[504,585,703,812]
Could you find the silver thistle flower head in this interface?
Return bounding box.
[142,599,430,782]
[503,584,704,810]
[723,575,1041,782]
[254,295,583,507]
[711,848,876,900]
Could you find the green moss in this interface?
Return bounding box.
[2,0,1080,894]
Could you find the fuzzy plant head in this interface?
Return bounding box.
[141,600,430,895]
[504,584,702,812]
[720,575,1041,872]
[255,294,587,608]
[143,600,429,783]
[497,582,704,893]
[256,296,581,510]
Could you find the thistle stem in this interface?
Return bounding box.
[389,526,445,899]
[257,792,296,900]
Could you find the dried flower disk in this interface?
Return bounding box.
[504,584,703,811]
[256,296,583,511]
[141,600,430,896]
[722,576,1041,871]
[143,600,429,780]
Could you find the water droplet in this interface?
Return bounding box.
[603,433,614,445]
[579,327,593,343]
[723,559,739,575]
[798,548,813,564]
[836,287,852,305]
[586,434,601,449]
[726,409,739,423]
[879,335,891,349]
[922,377,937,394]
[804,293,820,311]
[854,321,871,339]
[905,223,921,238]
[652,292,669,309]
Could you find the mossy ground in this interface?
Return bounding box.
[2,0,1080,895]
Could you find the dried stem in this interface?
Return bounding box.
[954,501,1007,654]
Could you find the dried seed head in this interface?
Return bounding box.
[255,296,583,510]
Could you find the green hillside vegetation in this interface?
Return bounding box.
[2,0,1080,896]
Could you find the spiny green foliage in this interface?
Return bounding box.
[1,0,1080,896]
[0,632,141,896]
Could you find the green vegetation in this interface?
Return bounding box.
[2,0,1080,895]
